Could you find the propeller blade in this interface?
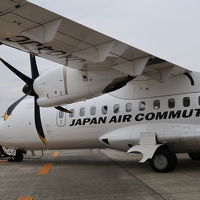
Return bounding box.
[30,54,39,80]
[34,96,47,145]
[0,58,33,85]
[4,94,28,121]
[55,106,72,113]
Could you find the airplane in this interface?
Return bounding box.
[0,0,200,173]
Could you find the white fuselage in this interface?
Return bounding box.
[1,72,200,153]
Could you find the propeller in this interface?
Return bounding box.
[0,54,71,145]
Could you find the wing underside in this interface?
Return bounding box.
[0,0,188,81]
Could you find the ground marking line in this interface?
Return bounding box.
[52,151,60,157]
[38,163,52,175]
[17,197,33,200]
[0,160,8,164]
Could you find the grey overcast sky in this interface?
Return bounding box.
[0,0,200,114]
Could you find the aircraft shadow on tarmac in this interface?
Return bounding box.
[1,153,199,173]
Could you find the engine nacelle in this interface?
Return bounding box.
[34,66,128,107]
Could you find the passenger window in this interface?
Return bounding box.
[139,101,145,111]
[113,104,120,113]
[102,105,108,115]
[90,107,96,116]
[183,97,190,107]
[79,108,85,116]
[69,109,74,118]
[59,111,64,119]
[153,100,160,110]
[168,98,175,108]
[126,103,132,112]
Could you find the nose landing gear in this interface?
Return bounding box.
[8,150,24,162]
[0,146,8,158]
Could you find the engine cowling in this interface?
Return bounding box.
[34,66,130,107]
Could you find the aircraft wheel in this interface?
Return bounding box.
[8,150,24,162]
[150,147,177,173]
[188,152,200,160]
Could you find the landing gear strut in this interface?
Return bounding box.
[8,150,24,162]
[150,147,177,173]
[0,146,8,157]
[188,152,200,160]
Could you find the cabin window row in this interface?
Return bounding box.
[139,96,191,111]
[68,103,133,118]
[60,96,195,118]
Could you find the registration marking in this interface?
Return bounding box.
[38,163,52,175]
[52,152,60,157]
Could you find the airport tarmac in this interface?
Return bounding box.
[0,149,200,200]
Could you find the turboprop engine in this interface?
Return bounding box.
[0,55,133,108]
[34,66,132,107]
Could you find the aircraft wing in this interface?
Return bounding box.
[0,0,189,81]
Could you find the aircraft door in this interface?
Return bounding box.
[56,111,66,127]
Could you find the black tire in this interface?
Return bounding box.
[13,154,23,162]
[8,150,24,162]
[150,147,177,173]
[188,152,200,160]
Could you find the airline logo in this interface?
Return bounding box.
[69,109,200,126]
[69,115,132,126]
[135,108,200,121]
